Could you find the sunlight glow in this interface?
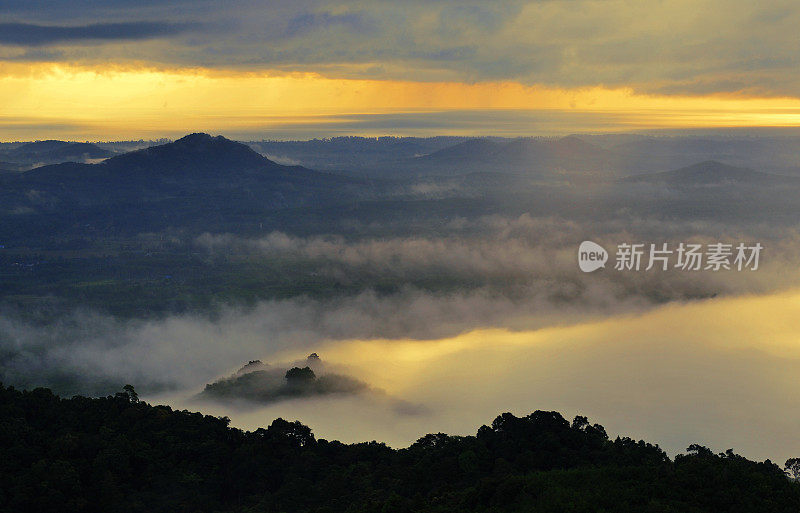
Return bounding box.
[4,62,800,140]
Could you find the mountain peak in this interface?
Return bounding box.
[623,160,797,185]
[423,138,502,161]
[555,135,596,149]
[104,133,273,174]
[174,133,217,145]
[171,133,245,151]
[683,160,740,172]
[663,160,759,182]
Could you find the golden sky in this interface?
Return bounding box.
[4,63,800,140]
[3,1,800,139]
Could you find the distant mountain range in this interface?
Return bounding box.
[622,160,800,186]
[0,133,796,245]
[407,136,622,177]
[0,132,798,317]
[0,140,113,168]
[250,136,467,173]
[246,134,800,179]
[3,133,363,202]
[394,135,763,179]
[7,133,800,180]
[246,136,629,178]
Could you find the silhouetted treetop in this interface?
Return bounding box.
[0,384,797,513]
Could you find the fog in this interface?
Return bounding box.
[152,288,800,464]
[3,211,800,463]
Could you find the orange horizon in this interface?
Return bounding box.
[3,63,800,141]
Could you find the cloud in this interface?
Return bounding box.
[3,212,798,397]
[199,354,371,404]
[260,153,301,166]
[194,352,426,415]
[0,22,197,46]
[311,288,800,460]
[2,211,799,462]
[285,11,372,38]
[193,217,800,305]
[0,288,628,396]
[151,287,800,463]
[1,1,800,97]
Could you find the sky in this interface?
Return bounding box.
[3,0,800,140]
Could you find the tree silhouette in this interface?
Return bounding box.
[123,384,139,403]
[285,366,316,384]
[787,458,800,480]
[1,384,799,512]
[114,384,139,403]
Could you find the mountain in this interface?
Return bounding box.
[503,135,616,169]
[407,136,800,178]
[8,133,357,192]
[103,133,271,175]
[250,136,467,173]
[606,137,800,175]
[0,140,114,167]
[37,142,113,162]
[9,140,72,154]
[420,138,504,163]
[0,133,370,239]
[622,160,800,186]
[413,136,619,176]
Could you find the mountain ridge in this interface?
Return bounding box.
[0,134,371,236]
[21,133,280,181]
[415,135,619,176]
[622,160,800,185]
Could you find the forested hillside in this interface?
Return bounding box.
[1,384,798,512]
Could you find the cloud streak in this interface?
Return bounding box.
[0,22,197,46]
[285,11,372,38]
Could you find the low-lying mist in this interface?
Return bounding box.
[2,212,800,463]
[151,287,800,465]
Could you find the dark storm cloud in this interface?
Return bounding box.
[0,22,197,46]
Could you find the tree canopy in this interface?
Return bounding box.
[1,383,798,512]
